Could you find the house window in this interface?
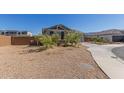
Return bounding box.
[9,32,12,34]
[13,32,17,34]
[50,31,54,35]
[6,32,9,34]
[22,31,27,34]
[18,32,21,35]
[1,32,4,35]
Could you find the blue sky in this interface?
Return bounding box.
[0,14,124,35]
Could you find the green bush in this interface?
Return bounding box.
[51,34,59,45]
[91,37,107,43]
[35,32,82,48]
[65,32,82,47]
[35,35,54,48]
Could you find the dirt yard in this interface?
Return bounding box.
[0,45,109,79]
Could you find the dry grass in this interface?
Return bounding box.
[0,45,109,79]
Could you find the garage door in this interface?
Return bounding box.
[112,36,124,42]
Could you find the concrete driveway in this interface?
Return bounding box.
[112,47,124,61]
[82,42,124,79]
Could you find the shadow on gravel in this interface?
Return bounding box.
[19,46,47,54]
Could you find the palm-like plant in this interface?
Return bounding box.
[35,32,82,48]
[51,34,59,45]
[65,32,82,46]
[36,35,54,48]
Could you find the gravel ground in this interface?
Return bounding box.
[0,45,109,79]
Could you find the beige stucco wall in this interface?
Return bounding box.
[0,35,11,46]
[99,35,113,42]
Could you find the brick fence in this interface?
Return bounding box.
[0,35,35,46]
[11,36,34,45]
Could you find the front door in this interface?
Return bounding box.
[61,31,64,39]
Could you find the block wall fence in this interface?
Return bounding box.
[0,35,34,46]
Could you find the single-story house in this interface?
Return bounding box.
[85,29,124,42]
[0,30,32,36]
[42,24,84,42]
[0,30,33,46]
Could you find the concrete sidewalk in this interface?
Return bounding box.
[82,42,124,79]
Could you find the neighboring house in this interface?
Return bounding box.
[85,29,124,42]
[0,30,32,36]
[42,24,84,42]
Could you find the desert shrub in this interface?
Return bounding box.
[65,32,82,47]
[51,34,59,45]
[91,36,107,44]
[35,35,54,48]
[35,32,82,48]
[92,37,102,42]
